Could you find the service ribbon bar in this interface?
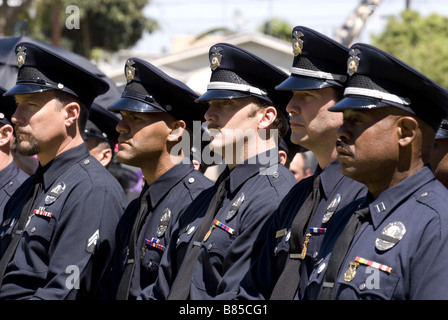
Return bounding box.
[33,207,52,218]
[145,238,165,251]
[309,227,326,234]
[355,256,392,274]
[213,219,235,235]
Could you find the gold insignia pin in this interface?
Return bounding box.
[344,261,359,282]
[209,46,223,70]
[125,59,136,83]
[17,46,26,67]
[347,48,361,76]
[292,30,304,56]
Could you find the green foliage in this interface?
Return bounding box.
[372,10,448,88]
[25,0,159,58]
[258,17,292,42]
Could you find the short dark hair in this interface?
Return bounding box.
[53,90,88,133]
[250,97,289,140]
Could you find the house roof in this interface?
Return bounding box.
[107,31,294,94]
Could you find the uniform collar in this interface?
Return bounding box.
[147,161,195,208]
[0,161,19,189]
[227,148,280,193]
[318,159,347,200]
[368,165,435,229]
[38,143,90,191]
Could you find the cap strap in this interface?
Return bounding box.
[207,81,267,96]
[344,87,411,106]
[290,67,347,82]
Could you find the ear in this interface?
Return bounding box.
[0,124,13,147]
[278,149,287,166]
[257,106,277,130]
[99,148,112,167]
[167,120,187,142]
[397,116,418,147]
[63,102,81,127]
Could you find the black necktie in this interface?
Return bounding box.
[116,188,150,300]
[270,174,322,299]
[0,171,43,288]
[168,171,230,300]
[318,206,370,300]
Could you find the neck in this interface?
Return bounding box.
[142,152,184,186]
[226,135,277,170]
[38,135,84,166]
[0,152,13,171]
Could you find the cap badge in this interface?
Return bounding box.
[17,46,26,67]
[210,46,223,70]
[45,181,66,205]
[347,48,361,76]
[156,208,171,237]
[292,30,304,56]
[375,221,406,251]
[125,59,136,83]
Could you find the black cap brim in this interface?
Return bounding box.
[195,89,274,106]
[328,96,408,112]
[436,129,448,140]
[275,75,339,91]
[108,97,166,113]
[4,83,59,96]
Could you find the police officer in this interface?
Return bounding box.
[145,43,297,300]
[0,42,128,299]
[0,87,29,214]
[305,43,448,300]
[234,26,367,300]
[98,58,213,300]
[430,119,448,188]
[84,103,120,168]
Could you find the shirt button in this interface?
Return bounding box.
[272,172,279,178]
[84,159,90,165]
[207,243,213,251]
[188,177,195,184]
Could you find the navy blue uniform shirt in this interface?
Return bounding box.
[0,161,28,215]
[305,166,448,300]
[100,162,212,300]
[0,143,127,300]
[144,150,297,300]
[236,159,367,299]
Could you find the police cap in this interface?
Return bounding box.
[0,86,16,126]
[108,58,208,130]
[195,43,291,117]
[329,43,448,130]
[4,42,109,108]
[84,103,120,148]
[276,26,348,91]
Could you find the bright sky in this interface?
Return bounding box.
[133,0,448,54]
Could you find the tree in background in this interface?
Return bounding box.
[258,17,292,42]
[1,0,159,59]
[372,9,448,87]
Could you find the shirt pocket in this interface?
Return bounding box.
[17,214,55,272]
[336,263,400,300]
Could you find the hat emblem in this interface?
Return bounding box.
[17,46,26,68]
[125,59,136,83]
[347,48,361,76]
[292,30,304,56]
[210,46,223,70]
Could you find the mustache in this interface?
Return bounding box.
[207,124,221,131]
[336,140,353,155]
